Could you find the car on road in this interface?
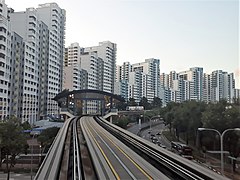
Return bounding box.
[158,143,167,148]
[152,136,157,140]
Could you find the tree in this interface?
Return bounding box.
[202,101,240,132]
[151,97,162,109]
[114,116,129,129]
[128,98,137,106]
[226,131,240,172]
[161,100,205,144]
[21,121,31,130]
[0,116,28,180]
[178,101,205,145]
[115,96,127,111]
[201,101,240,166]
[139,97,151,110]
[161,102,179,134]
[37,127,60,153]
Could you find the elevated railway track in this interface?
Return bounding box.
[35,116,229,180]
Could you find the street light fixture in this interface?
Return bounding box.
[145,115,161,132]
[198,127,240,175]
[39,145,42,165]
[30,133,38,180]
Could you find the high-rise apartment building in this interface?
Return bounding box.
[115,58,160,103]
[36,3,66,117]
[178,67,203,101]
[9,8,41,123]
[0,0,11,120]
[169,71,178,89]
[128,70,142,102]
[64,42,83,66]
[160,73,169,89]
[119,62,132,82]
[64,41,116,92]
[9,33,24,119]
[63,41,116,114]
[210,70,235,103]
[115,62,132,101]
[6,2,65,123]
[234,89,240,100]
[132,58,160,102]
[84,41,117,93]
[202,73,211,103]
[63,64,88,91]
[80,50,104,90]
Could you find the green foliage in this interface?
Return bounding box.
[139,97,151,110]
[127,98,137,106]
[20,121,31,130]
[202,101,240,132]
[151,97,162,109]
[114,117,130,129]
[115,99,127,111]
[160,100,240,161]
[0,116,28,177]
[37,127,60,149]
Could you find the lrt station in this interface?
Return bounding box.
[53,89,124,122]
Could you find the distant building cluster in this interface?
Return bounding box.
[64,45,239,107]
[0,0,239,124]
[160,69,239,106]
[115,64,239,106]
[115,60,160,103]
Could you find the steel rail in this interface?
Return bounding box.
[73,118,82,180]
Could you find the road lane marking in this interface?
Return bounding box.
[89,120,153,180]
[84,123,120,180]
[89,125,137,180]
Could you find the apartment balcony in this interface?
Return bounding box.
[0,38,6,44]
[0,16,7,25]
[0,48,5,54]
[27,36,35,43]
[0,65,5,72]
[0,30,6,37]
[29,23,36,29]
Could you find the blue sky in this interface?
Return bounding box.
[6,0,239,87]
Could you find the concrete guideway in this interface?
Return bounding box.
[81,116,168,180]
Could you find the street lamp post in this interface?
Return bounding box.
[198,128,240,175]
[145,115,161,132]
[30,133,37,180]
[39,145,42,165]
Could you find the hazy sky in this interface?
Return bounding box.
[6,0,239,87]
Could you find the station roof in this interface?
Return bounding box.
[53,89,125,102]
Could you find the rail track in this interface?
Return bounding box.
[35,116,229,180]
[34,117,96,180]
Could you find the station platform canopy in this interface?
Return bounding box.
[53,89,124,116]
